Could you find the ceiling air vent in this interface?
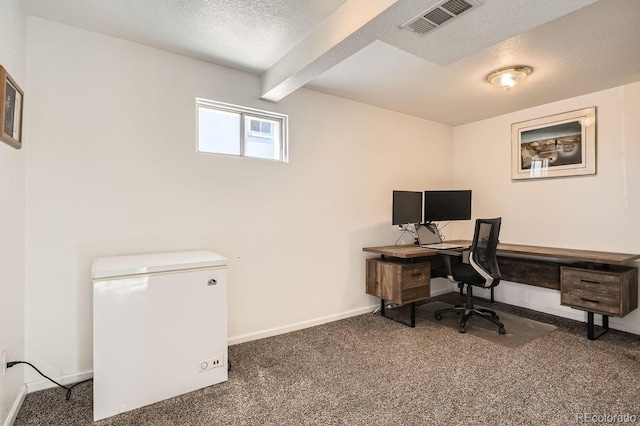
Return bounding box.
[401,0,482,35]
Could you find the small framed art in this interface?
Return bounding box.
[1,65,24,149]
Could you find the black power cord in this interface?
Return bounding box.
[6,361,92,401]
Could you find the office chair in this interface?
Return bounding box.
[434,218,505,334]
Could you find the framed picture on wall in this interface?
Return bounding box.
[511,107,596,180]
[0,65,24,149]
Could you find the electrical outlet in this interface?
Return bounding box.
[2,349,7,376]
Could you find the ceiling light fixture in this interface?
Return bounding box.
[486,66,533,91]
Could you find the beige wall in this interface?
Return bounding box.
[0,0,26,423]
[24,17,453,388]
[452,82,640,333]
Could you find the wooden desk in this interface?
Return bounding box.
[363,242,639,339]
[363,242,640,264]
[363,243,467,327]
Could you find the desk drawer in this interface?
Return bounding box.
[366,258,430,304]
[561,266,638,317]
[401,263,430,302]
[401,264,430,288]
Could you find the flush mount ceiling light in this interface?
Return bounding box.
[486,66,533,91]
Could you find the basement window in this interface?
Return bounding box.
[196,98,288,162]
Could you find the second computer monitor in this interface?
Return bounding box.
[424,190,471,222]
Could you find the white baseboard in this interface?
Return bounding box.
[3,384,26,426]
[228,305,378,346]
[227,280,463,347]
[228,282,460,346]
[227,282,640,347]
[606,319,640,335]
[26,370,93,394]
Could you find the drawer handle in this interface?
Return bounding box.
[580,297,600,304]
[411,273,422,277]
[580,279,600,284]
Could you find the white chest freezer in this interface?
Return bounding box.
[92,250,228,421]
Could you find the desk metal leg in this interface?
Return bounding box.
[379,299,416,328]
[587,311,609,340]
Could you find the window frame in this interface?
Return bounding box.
[196,98,289,162]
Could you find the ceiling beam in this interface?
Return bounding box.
[259,0,401,102]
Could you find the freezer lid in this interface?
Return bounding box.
[92,250,227,279]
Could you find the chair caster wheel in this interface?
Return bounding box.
[499,327,506,335]
[435,314,442,321]
[458,327,466,333]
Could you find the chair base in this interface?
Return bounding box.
[458,283,494,303]
[435,286,505,334]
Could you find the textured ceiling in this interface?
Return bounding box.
[20,0,348,72]
[21,0,640,126]
[309,0,640,125]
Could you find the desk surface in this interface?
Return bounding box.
[495,242,640,265]
[362,241,468,259]
[363,241,640,265]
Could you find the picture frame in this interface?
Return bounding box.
[0,65,24,149]
[511,107,596,180]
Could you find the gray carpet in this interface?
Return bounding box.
[14,293,640,425]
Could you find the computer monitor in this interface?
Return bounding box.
[392,190,422,226]
[424,190,471,222]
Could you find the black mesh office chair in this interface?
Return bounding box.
[434,218,505,334]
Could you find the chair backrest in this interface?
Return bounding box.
[469,217,502,288]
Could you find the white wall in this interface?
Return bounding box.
[24,18,453,387]
[452,82,640,333]
[0,0,26,424]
